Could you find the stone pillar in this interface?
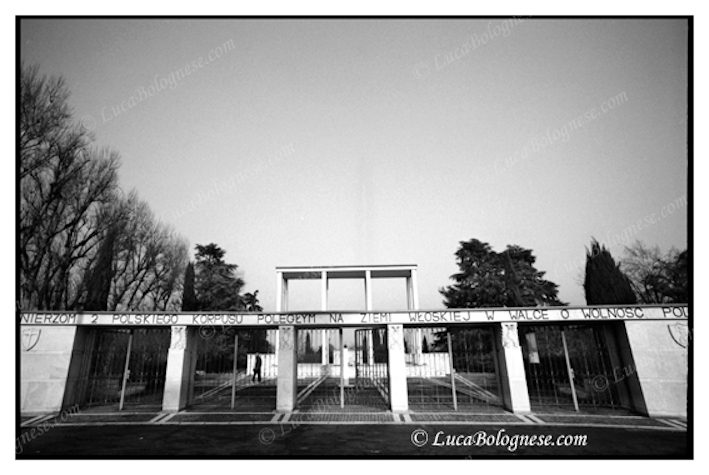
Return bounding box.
[321,329,329,365]
[410,268,420,310]
[276,271,284,312]
[321,271,329,366]
[406,277,413,309]
[275,271,284,360]
[367,330,374,365]
[321,270,328,311]
[387,324,408,412]
[163,326,197,412]
[413,328,423,365]
[342,343,349,386]
[493,322,531,414]
[276,325,297,412]
[282,277,289,311]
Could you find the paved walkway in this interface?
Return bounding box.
[16,422,689,457]
[20,409,687,431]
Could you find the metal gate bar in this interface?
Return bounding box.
[118,330,134,411]
[230,333,238,410]
[447,331,457,411]
[560,329,579,412]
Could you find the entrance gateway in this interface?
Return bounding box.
[20,265,689,418]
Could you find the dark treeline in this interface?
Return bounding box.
[20,63,188,312]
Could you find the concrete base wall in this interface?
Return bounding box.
[623,320,688,417]
[19,312,689,418]
[20,326,79,415]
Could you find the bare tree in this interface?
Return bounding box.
[20,63,189,312]
[20,63,120,310]
[104,191,189,311]
[621,240,688,304]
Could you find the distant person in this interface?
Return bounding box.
[252,353,262,383]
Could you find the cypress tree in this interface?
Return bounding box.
[181,261,198,311]
[583,238,637,305]
[84,228,117,311]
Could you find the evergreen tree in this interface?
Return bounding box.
[181,261,198,311]
[193,243,244,311]
[583,239,637,305]
[667,250,689,303]
[440,238,566,308]
[243,291,263,312]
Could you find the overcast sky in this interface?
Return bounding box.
[19,18,688,312]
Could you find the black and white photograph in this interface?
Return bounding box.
[14,6,694,463]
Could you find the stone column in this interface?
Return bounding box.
[367,330,374,365]
[276,325,297,412]
[275,271,284,360]
[163,326,197,412]
[410,268,420,310]
[406,277,412,309]
[413,328,423,365]
[493,322,531,414]
[321,329,329,365]
[321,270,328,311]
[276,271,284,312]
[387,324,408,412]
[342,342,349,386]
[321,271,329,366]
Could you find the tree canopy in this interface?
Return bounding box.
[20,63,188,311]
[192,243,245,311]
[440,238,566,308]
[620,241,688,304]
[583,239,637,305]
